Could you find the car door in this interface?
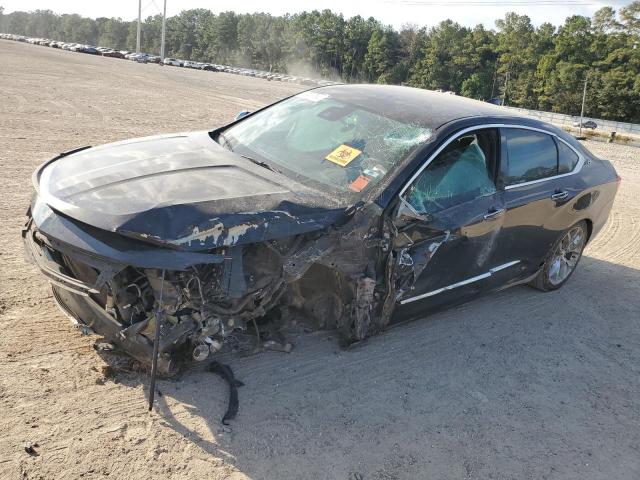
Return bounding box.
[493,127,584,278]
[392,128,510,309]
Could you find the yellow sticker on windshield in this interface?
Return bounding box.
[325,144,362,167]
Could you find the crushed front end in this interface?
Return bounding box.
[23,197,229,375]
[22,131,440,374]
[23,192,396,375]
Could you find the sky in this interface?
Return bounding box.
[0,0,633,29]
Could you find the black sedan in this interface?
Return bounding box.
[23,85,619,374]
[574,120,598,130]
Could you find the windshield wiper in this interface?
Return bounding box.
[240,155,281,174]
[218,132,280,174]
[218,132,233,151]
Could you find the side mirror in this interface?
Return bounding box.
[395,196,432,223]
[234,110,251,121]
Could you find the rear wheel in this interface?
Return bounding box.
[531,221,587,291]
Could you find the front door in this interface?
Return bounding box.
[392,128,513,308]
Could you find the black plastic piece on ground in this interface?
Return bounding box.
[208,361,245,425]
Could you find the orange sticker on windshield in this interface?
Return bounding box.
[349,175,370,192]
[325,144,362,167]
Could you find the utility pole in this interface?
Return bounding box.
[490,67,497,100]
[136,0,142,53]
[160,0,167,60]
[579,73,588,136]
[503,71,510,106]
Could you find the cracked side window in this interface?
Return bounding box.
[405,129,498,215]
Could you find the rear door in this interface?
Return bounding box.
[492,127,585,278]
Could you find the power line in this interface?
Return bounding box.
[139,0,162,18]
[150,0,164,16]
[140,0,155,15]
[391,0,596,3]
[389,0,598,5]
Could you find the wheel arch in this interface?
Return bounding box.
[582,217,594,244]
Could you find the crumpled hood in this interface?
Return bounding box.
[35,131,347,251]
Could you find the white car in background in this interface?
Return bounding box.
[163,58,183,67]
[126,53,149,62]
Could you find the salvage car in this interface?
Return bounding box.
[23,85,620,375]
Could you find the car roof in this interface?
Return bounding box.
[316,84,519,131]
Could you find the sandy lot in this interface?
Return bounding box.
[1,40,639,480]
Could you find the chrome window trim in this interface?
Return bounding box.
[399,260,521,305]
[398,123,585,199]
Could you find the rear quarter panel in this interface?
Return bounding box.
[493,134,618,276]
[578,157,619,243]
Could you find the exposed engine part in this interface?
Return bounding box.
[193,344,210,361]
[148,268,166,412]
[208,338,223,353]
[40,203,404,376]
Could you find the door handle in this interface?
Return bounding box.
[483,208,505,221]
[551,191,569,201]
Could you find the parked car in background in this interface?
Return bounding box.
[125,52,148,62]
[574,120,598,130]
[102,50,125,59]
[0,32,329,87]
[163,57,183,67]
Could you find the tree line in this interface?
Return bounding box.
[1,4,639,122]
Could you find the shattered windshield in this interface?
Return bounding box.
[219,90,433,194]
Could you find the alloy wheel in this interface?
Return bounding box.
[547,225,586,286]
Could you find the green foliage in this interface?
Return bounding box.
[620,1,640,35]
[342,16,379,82]
[0,5,638,122]
[364,27,401,83]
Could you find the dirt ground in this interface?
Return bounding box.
[1,40,639,480]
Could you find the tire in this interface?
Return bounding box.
[531,220,588,292]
